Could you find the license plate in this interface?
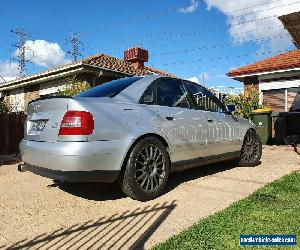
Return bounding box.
[29,120,47,133]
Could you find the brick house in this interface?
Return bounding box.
[0,47,173,112]
[228,50,300,112]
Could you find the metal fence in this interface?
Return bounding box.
[0,112,27,154]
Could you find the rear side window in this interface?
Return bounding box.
[185,81,226,112]
[76,77,141,98]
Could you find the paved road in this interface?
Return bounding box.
[0,147,299,249]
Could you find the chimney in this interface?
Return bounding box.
[124,47,148,70]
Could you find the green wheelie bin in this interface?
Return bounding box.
[250,108,272,145]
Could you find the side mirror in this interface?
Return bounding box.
[227,104,236,114]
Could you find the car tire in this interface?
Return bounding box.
[120,137,170,201]
[237,130,262,167]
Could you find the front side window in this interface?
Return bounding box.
[156,79,191,108]
[77,77,141,98]
[185,81,226,112]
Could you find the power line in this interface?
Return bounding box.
[151,33,291,57]
[99,0,283,33]
[152,48,291,67]
[102,24,280,53]
[91,0,295,49]
[10,28,32,77]
[67,32,84,62]
[140,0,296,41]
[145,25,285,50]
[89,0,297,54]
[90,21,285,54]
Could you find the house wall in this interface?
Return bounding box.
[243,77,259,95]
[24,85,40,112]
[39,78,67,96]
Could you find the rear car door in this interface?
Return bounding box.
[184,81,242,156]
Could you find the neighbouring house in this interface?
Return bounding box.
[227,11,300,112]
[0,47,173,112]
[227,50,300,112]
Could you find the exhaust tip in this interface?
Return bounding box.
[18,163,28,172]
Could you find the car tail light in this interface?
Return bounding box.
[59,111,94,135]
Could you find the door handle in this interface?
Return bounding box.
[165,116,175,121]
[207,119,214,123]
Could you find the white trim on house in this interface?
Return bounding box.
[0,63,82,90]
[0,67,85,91]
[259,79,300,91]
[231,67,300,81]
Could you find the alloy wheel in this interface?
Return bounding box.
[241,132,260,164]
[134,144,166,193]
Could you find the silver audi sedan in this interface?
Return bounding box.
[20,75,262,201]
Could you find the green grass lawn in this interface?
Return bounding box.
[154,172,300,250]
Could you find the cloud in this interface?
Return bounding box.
[0,61,18,83]
[15,40,70,68]
[188,72,209,84]
[188,76,200,83]
[204,0,300,51]
[179,0,199,13]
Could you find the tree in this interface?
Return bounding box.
[58,77,91,97]
[226,91,264,120]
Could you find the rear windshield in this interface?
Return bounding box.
[76,77,142,98]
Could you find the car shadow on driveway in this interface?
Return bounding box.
[4,201,176,250]
[51,181,126,201]
[52,160,249,201]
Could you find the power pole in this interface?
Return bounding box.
[67,32,83,62]
[10,28,31,77]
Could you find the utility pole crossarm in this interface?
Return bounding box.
[11,28,31,78]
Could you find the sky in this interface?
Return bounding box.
[0,0,300,90]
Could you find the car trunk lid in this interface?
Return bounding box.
[25,97,71,142]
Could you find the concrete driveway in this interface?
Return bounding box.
[0,147,299,249]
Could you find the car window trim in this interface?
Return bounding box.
[155,78,193,109]
[183,80,229,114]
[139,81,158,105]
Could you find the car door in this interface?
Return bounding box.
[184,81,242,156]
[146,78,204,162]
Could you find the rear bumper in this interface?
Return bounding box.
[23,163,119,182]
[20,139,133,175]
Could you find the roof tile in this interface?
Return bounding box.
[81,53,173,76]
[228,49,300,77]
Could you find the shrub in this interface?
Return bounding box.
[0,100,8,113]
[226,91,264,120]
[58,77,91,97]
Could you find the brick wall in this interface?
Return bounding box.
[243,76,259,95]
[24,85,40,112]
